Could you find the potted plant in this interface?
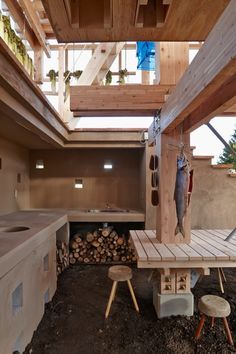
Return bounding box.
[73,70,83,83]
[2,15,11,45]
[64,70,71,99]
[105,70,112,85]
[0,11,3,39]
[118,68,128,84]
[47,69,58,93]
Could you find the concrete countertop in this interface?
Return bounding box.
[66,208,145,222]
[0,210,67,278]
[0,208,145,278]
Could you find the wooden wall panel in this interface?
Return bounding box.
[0,136,30,215]
[30,148,144,210]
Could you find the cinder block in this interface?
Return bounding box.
[153,286,194,318]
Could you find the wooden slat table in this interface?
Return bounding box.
[130,229,236,269]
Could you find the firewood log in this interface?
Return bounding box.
[70,241,78,250]
[121,256,127,262]
[74,234,82,243]
[70,258,76,265]
[117,237,124,246]
[109,230,117,238]
[86,232,94,243]
[84,257,90,263]
[74,252,79,259]
[101,226,113,237]
[98,237,104,243]
[113,255,120,262]
[91,240,99,248]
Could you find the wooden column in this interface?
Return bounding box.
[159,42,189,85]
[141,70,150,84]
[58,45,65,117]
[34,46,44,84]
[155,129,191,243]
[155,42,190,243]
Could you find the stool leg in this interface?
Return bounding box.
[112,281,117,302]
[105,281,117,319]
[222,317,234,346]
[211,317,215,328]
[195,314,205,340]
[217,268,224,293]
[127,280,139,313]
[220,268,227,283]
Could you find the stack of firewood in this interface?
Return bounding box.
[56,240,69,275]
[69,226,136,264]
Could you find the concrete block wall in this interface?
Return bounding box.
[0,234,57,354]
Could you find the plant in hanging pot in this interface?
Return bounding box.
[47,69,58,93]
[118,68,128,84]
[2,15,11,45]
[105,70,112,85]
[0,11,3,39]
[73,70,83,83]
[64,70,72,99]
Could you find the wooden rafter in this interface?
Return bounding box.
[18,0,51,57]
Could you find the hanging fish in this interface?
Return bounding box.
[174,153,193,237]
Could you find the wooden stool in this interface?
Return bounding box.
[195,295,233,346]
[105,265,140,318]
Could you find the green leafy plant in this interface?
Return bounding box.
[118,68,128,84]
[105,70,112,85]
[73,70,83,82]
[64,70,72,99]
[218,127,236,170]
[47,69,58,92]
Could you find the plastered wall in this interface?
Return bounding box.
[191,158,236,229]
[0,136,30,215]
[30,148,144,210]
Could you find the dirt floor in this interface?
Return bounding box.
[24,266,236,354]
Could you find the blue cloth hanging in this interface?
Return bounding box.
[136,41,155,71]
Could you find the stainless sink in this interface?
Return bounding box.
[87,209,130,213]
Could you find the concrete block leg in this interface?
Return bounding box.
[153,290,194,318]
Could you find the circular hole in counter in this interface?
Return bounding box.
[3,226,30,233]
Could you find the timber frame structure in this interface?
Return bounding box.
[0,0,236,349]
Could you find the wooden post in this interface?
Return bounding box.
[141,70,150,84]
[34,46,44,84]
[155,42,190,244]
[58,45,65,117]
[155,129,191,243]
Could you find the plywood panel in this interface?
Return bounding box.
[30,148,144,210]
[0,137,30,215]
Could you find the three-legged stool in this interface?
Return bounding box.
[195,295,233,346]
[105,265,139,318]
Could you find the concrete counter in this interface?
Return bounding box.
[0,210,67,279]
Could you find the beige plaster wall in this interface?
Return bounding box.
[0,136,30,215]
[30,148,144,210]
[191,158,236,229]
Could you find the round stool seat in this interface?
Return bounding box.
[198,295,231,318]
[108,265,132,282]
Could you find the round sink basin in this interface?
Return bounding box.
[2,226,30,233]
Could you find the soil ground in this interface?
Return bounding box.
[24,266,236,354]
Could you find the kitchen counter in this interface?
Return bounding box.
[67,208,145,222]
[0,210,67,278]
[0,208,145,277]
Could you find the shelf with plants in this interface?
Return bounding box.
[0,11,34,78]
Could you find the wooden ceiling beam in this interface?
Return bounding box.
[159,0,236,134]
[18,0,51,57]
[4,0,38,50]
[104,0,113,29]
[70,84,171,116]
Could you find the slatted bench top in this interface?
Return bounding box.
[130,229,236,268]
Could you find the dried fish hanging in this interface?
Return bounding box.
[174,125,193,238]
